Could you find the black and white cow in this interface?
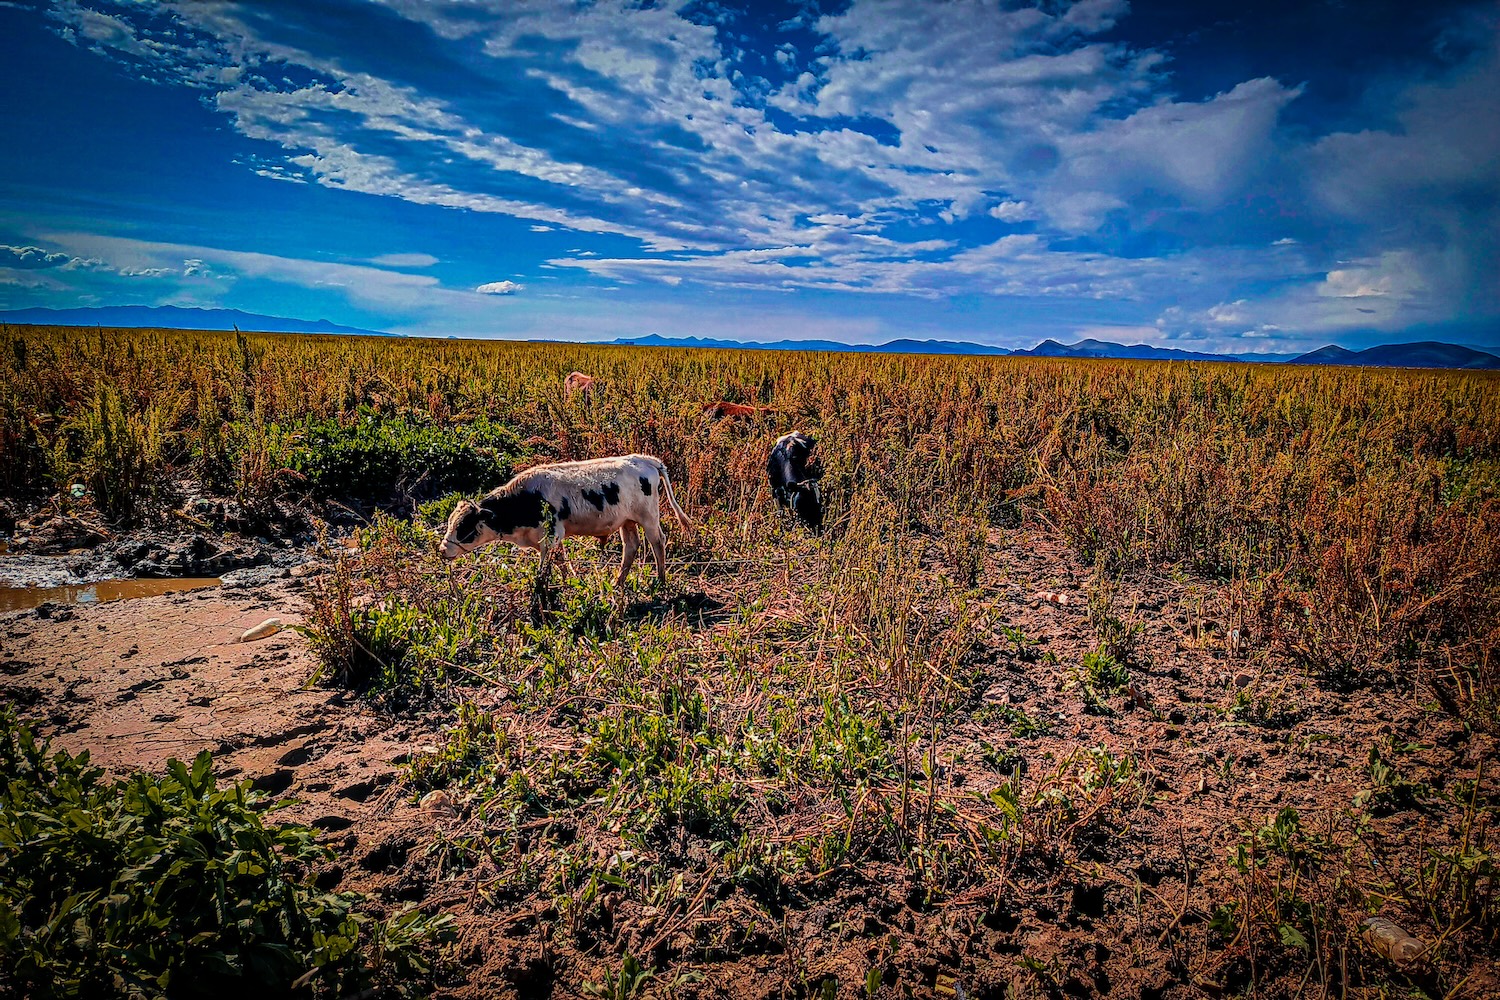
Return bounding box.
[439,454,691,589]
[767,430,823,533]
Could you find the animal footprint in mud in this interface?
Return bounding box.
[358,839,410,873]
[250,769,295,795]
[276,744,320,767]
[312,815,355,832]
[335,776,391,802]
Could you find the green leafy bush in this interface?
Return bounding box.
[415,492,465,528]
[0,711,448,998]
[287,413,520,500]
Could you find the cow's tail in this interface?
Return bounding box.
[656,461,692,527]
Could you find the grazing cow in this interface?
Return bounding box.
[564,371,596,398]
[703,401,765,419]
[767,431,824,533]
[439,454,690,589]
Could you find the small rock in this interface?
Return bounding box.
[1363,916,1426,967]
[239,617,284,643]
[420,789,457,818]
[1233,672,1254,690]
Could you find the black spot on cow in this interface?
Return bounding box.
[557,498,572,521]
[582,488,606,511]
[639,476,653,496]
[451,504,484,544]
[479,489,548,534]
[601,482,621,506]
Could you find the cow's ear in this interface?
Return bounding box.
[477,494,504,523]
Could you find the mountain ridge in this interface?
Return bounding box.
[604,333,1012,355]
[0,305,393,338]
[1288,341,1500,369]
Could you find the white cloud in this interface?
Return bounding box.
[476,280,524,295]
[38,230,443,313]
[1042,78,1301,230]
[1,244,79,269]
[370,252,439,268]
[1205,300,1250,325]
[989,200,1033,222]
[1318,252,1426,301]
[1071,324,1165,345]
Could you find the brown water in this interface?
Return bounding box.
[0,578,221,613]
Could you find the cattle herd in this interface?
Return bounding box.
[438,372,824,590]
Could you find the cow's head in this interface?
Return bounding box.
[783,431,818,475]
[439,489,551,560]
[439,498,499,560]
[789,481,824,534]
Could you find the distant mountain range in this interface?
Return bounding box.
[0,305,393,337]
[1011,338,1302,363]
[1284,341,1500,369]
[612,334,1498,369]
[3,307,1495,369]
[606,333,1011,355]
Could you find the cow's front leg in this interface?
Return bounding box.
[533,539,555,590]
[552,543,575,579]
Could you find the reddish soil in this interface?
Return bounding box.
[3,528,1497,999]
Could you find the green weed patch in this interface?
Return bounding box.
[0,711,449,998]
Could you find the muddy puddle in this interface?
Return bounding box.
[0,577,222,613]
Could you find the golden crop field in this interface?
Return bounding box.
[3,324,1498,999]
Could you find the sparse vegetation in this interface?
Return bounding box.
[3,324,1499,998]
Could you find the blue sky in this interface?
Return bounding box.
[1,0,1496,352]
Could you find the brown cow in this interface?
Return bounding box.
[703,401,767,419]
[564,371,596,398]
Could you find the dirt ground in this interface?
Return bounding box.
[3,527,1497,999]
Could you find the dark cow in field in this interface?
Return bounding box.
[703,401,767,419]
[439,454,691,589]
[767,430,823,533]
